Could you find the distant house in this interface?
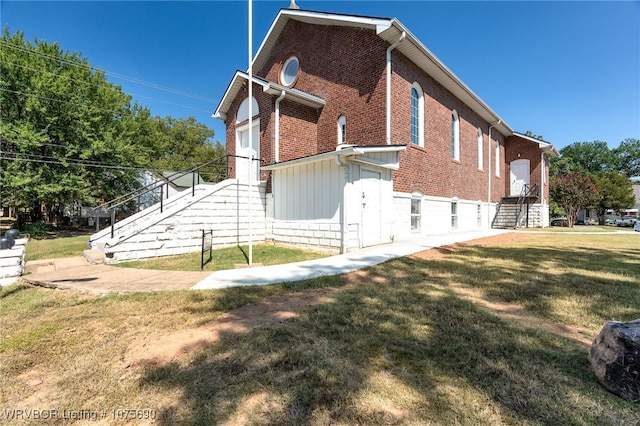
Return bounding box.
[90,6,559,262]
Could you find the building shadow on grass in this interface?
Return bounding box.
[140,243,640,424]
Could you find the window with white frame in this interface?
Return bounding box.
[411,83,424,146]
[411,194,422,231]
[495,139,501,177]
[477,128,483,170]
[451,110,460,161]
[451,199,458,229]
[280,55,299,87]
[337,115,346,144]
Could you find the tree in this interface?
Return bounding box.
[590,172,636,224]
[557,141,617,175]
[550,139,638,224]
[145,116,226,182]
[613,138,640,179]
[0,30,145,223]
[0,30,222,224]
[549,173,599,227]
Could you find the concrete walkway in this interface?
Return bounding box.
[21,229,508,294]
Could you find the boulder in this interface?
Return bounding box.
[589,320,640,402]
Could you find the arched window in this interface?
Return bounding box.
[411,83,424,146]
[495,139,501,177]
[237,96,259,123]
[337,115,346,145]
[451,110,460,161]
[477,128,483,170]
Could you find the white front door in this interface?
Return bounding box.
[510,159,530,196]
[361,169,382,247]
[236,123,260,182]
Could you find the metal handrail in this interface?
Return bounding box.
[93,154,262,238]
[515,183,540,228]
[93,154,230,213]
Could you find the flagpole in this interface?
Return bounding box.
[247,0,253,266]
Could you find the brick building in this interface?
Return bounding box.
[214,7,559,253]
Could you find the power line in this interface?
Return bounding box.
[1,151,146,171]
[0,40,217,104]
[1,59,215,114]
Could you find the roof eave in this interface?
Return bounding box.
[262,145,406,171]
[213,71,325,120]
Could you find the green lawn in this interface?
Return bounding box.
[25,235,89,261]
[2,232,639,424]
[116,243,330,271]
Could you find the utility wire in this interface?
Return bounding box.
[1,60,214,114]
[0,40,217,103]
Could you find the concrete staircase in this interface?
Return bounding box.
[492,199,544,229]
[89,179,266,264]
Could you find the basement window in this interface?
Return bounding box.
[451,200,458,229]
[411,195,422,231]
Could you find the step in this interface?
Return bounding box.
[83,249,106,265]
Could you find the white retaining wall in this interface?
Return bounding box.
[0,238,27,286]
[91,180,266,263]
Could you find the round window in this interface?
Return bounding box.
[280,56,299,87]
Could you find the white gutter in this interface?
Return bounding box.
[487,120,501,228]
[274,90,286,163]
[386,31,406,145]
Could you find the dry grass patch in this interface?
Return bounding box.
[2,232,639,424]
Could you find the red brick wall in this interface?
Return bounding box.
[505,135,550,201]
[391,50,507,201]
[222,19,543,204]
[260,21,389,152]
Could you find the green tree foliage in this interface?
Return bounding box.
[613,138,640,179]
[591,172,636,224]
[556,141,617,175]
[145,116,226,182]
[0,30,143,221]
[550,140,637,221]
[0,29,221,223]
[549,173,599,227]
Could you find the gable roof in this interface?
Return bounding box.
[216,8,556,150]
[251,9,513,136]
[511,132,559,157]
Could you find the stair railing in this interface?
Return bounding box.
[514,183,540,228]
[93,154,263,240]
[93,155,230,238]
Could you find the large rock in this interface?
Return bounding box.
[589,320,640,402]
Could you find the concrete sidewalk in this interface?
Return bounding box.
[195,229,508,289]
[22,229,507,294]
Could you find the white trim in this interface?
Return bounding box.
[411,82,425,147]
[451,110,460,161]
[214,71,325,120]
[262,145,406,171]
[477,128,483,170]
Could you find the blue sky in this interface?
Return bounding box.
[2,1,639,151]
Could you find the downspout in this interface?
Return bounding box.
[274,90,286,163]
[487,120,501,228]
[335,153,349,254]
[386,31,406,145]
[541,151,546,227]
